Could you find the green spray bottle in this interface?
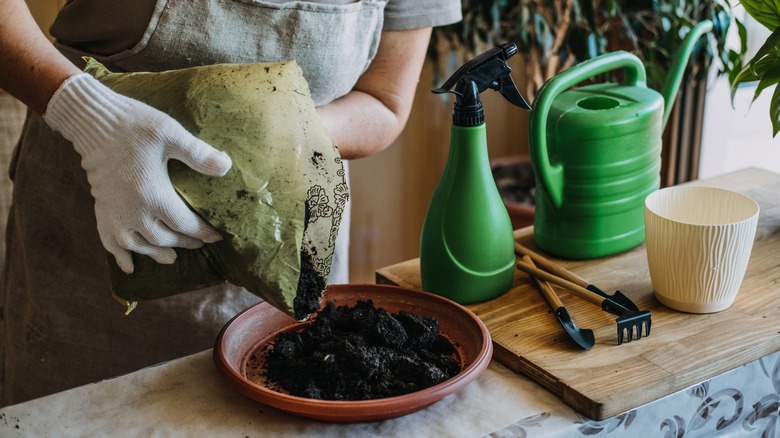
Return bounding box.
[420,43,531,304]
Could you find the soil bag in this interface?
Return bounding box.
[84,59,347,321]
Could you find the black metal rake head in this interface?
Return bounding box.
[615,311,652,344]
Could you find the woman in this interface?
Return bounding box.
[0,0,461,406]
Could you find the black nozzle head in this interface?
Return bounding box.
[432,42,530,126]
[452,81,484,126]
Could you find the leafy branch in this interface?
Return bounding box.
[728,0,780,136]
[429,1,736,101]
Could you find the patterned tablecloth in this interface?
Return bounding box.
[0,347,777,437]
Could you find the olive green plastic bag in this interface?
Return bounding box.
[84,59,347,321]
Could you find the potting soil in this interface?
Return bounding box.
[251,300,461,400]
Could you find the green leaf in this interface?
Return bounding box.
[752,52,780,77]
[741,0,780,29]
[771,83,780,136]
[753,59,780,101]
[730,62,760,103]
[748,27,780,73]
[725,49,745,84]
[737,18,749,55]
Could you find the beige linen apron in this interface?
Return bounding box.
[1,0,384,406]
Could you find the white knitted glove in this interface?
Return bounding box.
[44,73,232,274]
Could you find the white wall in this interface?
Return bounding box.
[699,9,780,179]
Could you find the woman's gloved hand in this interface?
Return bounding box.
[44,73,232,274]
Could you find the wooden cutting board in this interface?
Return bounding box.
[376,167,780,420]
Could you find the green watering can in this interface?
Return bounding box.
[529,20,713,259]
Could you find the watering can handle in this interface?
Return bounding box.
[529,51,646,209]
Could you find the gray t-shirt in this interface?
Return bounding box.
[51,0,462,56]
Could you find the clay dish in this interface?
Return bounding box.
[213,283,492,423]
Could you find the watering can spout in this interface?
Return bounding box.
[660,20,714,128]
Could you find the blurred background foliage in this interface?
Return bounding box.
[429,0,741,100]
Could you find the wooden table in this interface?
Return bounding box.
[2,171,778,437]
[377,167,780,420]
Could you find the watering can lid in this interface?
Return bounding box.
[548,83,664,130]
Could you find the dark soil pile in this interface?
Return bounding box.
[292,248,326,321]
[252,300,461,400]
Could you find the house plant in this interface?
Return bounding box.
[430,1,736,98]
[728,1,780,136]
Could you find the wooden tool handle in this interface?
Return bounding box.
[522,255,564,309]
[514,242,589,288]
[516,261,604,307]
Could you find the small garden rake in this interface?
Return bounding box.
[515,242,640,311]
[515,244,651,345]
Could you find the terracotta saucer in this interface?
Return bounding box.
[213,283,492,423]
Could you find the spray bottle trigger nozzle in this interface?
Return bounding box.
[432,42,531,112]
[495,74,531,110]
